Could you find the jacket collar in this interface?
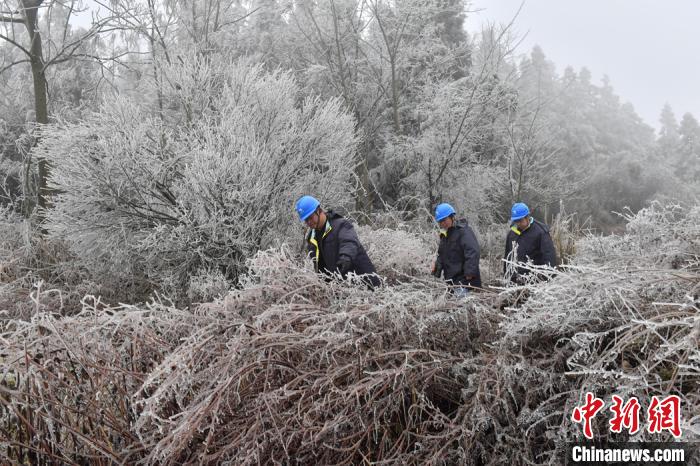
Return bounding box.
[310,220,332,240]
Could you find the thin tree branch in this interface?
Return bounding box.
[0,58,30,74]
[0,15,24,23]
[0,32,31,56]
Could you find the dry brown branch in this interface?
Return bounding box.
[1,203,698,464]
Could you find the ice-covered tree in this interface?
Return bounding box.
[37,59,357,299]
[0,0,117,215]
[677,112,700,182]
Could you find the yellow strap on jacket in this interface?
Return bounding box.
[308,221,333,266]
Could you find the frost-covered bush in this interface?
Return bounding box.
[477,222,510,284]
[186,267,230,303]
[576,202,700,269]
[0,206,26,281]
[0,297,197,463]
[0,208,99,320]
[37,59,357,298]
[355,224,435,282]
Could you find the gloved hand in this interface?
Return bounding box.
[337,257,352,275]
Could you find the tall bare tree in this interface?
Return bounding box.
[0,0,113,217]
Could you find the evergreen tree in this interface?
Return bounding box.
[677,112,700,181]
[658,103,680,147]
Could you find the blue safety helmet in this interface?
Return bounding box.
[435,203,456,222]
[510,202,530,222]
[295,195,320,221]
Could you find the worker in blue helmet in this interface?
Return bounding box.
[295,195,380,289]
[503,202,557,283]
[431,203,481,296]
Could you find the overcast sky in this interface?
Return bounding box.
[465,0,700,131]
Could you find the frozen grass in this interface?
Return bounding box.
[0,204,698,464]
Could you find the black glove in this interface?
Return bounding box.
[337,257,352,275]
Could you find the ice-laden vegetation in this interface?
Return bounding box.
[1,203,698,464]
[34,59,358,303]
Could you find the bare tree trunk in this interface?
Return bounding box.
[355,134,373,215]
[389,56,400,134]
[22,0,50,216]
[2,0,116,223]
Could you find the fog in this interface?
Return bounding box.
[466,0,700,130]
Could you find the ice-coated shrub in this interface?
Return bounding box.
[186,267,230,303]
[37,59,357,298]
[355,224,435,282]
[0,205,26,281]
[575,202,700,269]
[477,221,508,284]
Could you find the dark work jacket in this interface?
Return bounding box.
[305,211,380,288]
[434,219,482,288]
[503,218,557,278]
